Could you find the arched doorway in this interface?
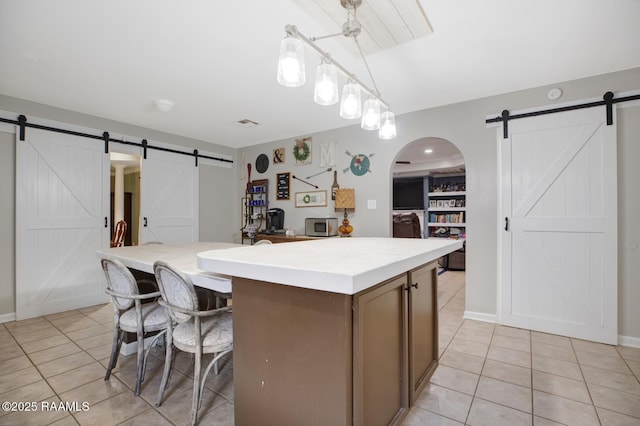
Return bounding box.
[392,137,465,241]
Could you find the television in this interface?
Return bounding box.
[393,177,425,210]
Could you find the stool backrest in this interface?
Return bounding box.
[154,261,199,323]
[101,258,138,310]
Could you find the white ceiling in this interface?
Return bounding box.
[290,0,433,55]
[1,0,639,149]
[393,137,464,176]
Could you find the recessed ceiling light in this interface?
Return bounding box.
[153,99,174,112]
[425,149,433,154]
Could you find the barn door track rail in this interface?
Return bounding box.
[486,91,640,139]
[0,113,233,166]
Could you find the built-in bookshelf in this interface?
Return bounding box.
[427,174,465,238]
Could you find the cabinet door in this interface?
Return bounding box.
[353,275,408,426]
[408,261,438,404]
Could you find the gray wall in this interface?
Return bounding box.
[238,68,640,341]
[617,104,640,341]
[0,131,15,318]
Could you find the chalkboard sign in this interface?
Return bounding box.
[276,172,290,200]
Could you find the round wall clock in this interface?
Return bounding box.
[255,153,269,173]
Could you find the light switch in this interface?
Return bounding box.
[367,200,376,209]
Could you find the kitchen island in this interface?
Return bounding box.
[197,237,463,426]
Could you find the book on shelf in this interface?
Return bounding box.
[429,212,464,223]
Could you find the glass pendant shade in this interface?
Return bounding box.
[277,36,305,87]
[361,98,380,130]
[339,82,362,119]
[379,111,397,139]
[313,62,339,105]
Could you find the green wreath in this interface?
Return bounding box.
[293,141,310,162]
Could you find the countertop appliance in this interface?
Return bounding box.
[266,208,285,232]
[305,217,338,237]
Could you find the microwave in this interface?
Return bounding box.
[305,218,338,237]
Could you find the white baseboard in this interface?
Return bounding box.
[0,312,16,323]
[618,335,640,348]
[463,311,497,324]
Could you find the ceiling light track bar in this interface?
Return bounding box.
[286,24,390,110]
[0,114,233,165]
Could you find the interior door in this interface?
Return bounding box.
[140,149,199,244]
[16,128,110,320]
[500,106,617,344]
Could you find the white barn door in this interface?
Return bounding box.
[16,128,110,320]
[140,149,198,244]
[500,106,617,344]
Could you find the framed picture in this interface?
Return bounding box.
[273,147,286,164]
[295,190,327,207]
[436,200,444,208]
[276,172,290,200]
[449,200,456,207]
[293,137,312,165]
[429,200,437,208]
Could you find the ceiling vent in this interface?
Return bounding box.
[236,119,260,128]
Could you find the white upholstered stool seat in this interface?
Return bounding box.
[172,312,233,354]
[119,302,166,332]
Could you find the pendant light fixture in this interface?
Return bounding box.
[276,0,396,139]
[313,60,339,105]
[339,81,362,119]
[379,110,397,140]
[361,97,380,130]
[277,35,305,87]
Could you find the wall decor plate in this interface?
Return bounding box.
[343,150,375,176]
[256,153,269,173]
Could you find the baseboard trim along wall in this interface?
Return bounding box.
[618,335,640,349]
[0,312,16,323]
[463,311,497,324]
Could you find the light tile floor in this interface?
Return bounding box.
[0,271,639,425]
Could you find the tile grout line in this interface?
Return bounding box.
[463,322,496,426]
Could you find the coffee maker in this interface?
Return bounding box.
[265,208,285,234]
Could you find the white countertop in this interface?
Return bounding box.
[197,237,463,295]
[98,242,239,293]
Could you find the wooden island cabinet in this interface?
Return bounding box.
[354,261,438,425]
[197,237,461,426]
